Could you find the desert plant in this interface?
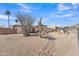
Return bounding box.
[38,18,47,37]
[38,17,43,37]
[5,10,11,27]
[16,13,36,36]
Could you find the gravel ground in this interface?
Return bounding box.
[0,30,79,56]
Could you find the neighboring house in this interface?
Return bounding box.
[48,26,62,32]
[31,26,39,33]
[48,25,60,29]
[71,24,79,29]
[13,25,23,34]
[13,25,40,34]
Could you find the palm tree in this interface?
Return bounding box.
[5,10,11,27]
[15,19,18,25]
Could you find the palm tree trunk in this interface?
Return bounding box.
[8,15,10,27]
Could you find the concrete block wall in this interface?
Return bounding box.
[0,28,17,34]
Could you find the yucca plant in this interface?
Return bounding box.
[16,13,35,36]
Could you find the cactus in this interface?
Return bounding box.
[38,18,48,37]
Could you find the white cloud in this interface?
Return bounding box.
[18,3,31,10]
[50,12,75,18]
[17,3,32,12]
[72,3,79,9]
[58,3,79,11]
[68,17,79,20]
[55,13,74,18]
[58,4,71,11]
[0,15,14,20]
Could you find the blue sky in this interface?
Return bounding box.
[0,3,79,27]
